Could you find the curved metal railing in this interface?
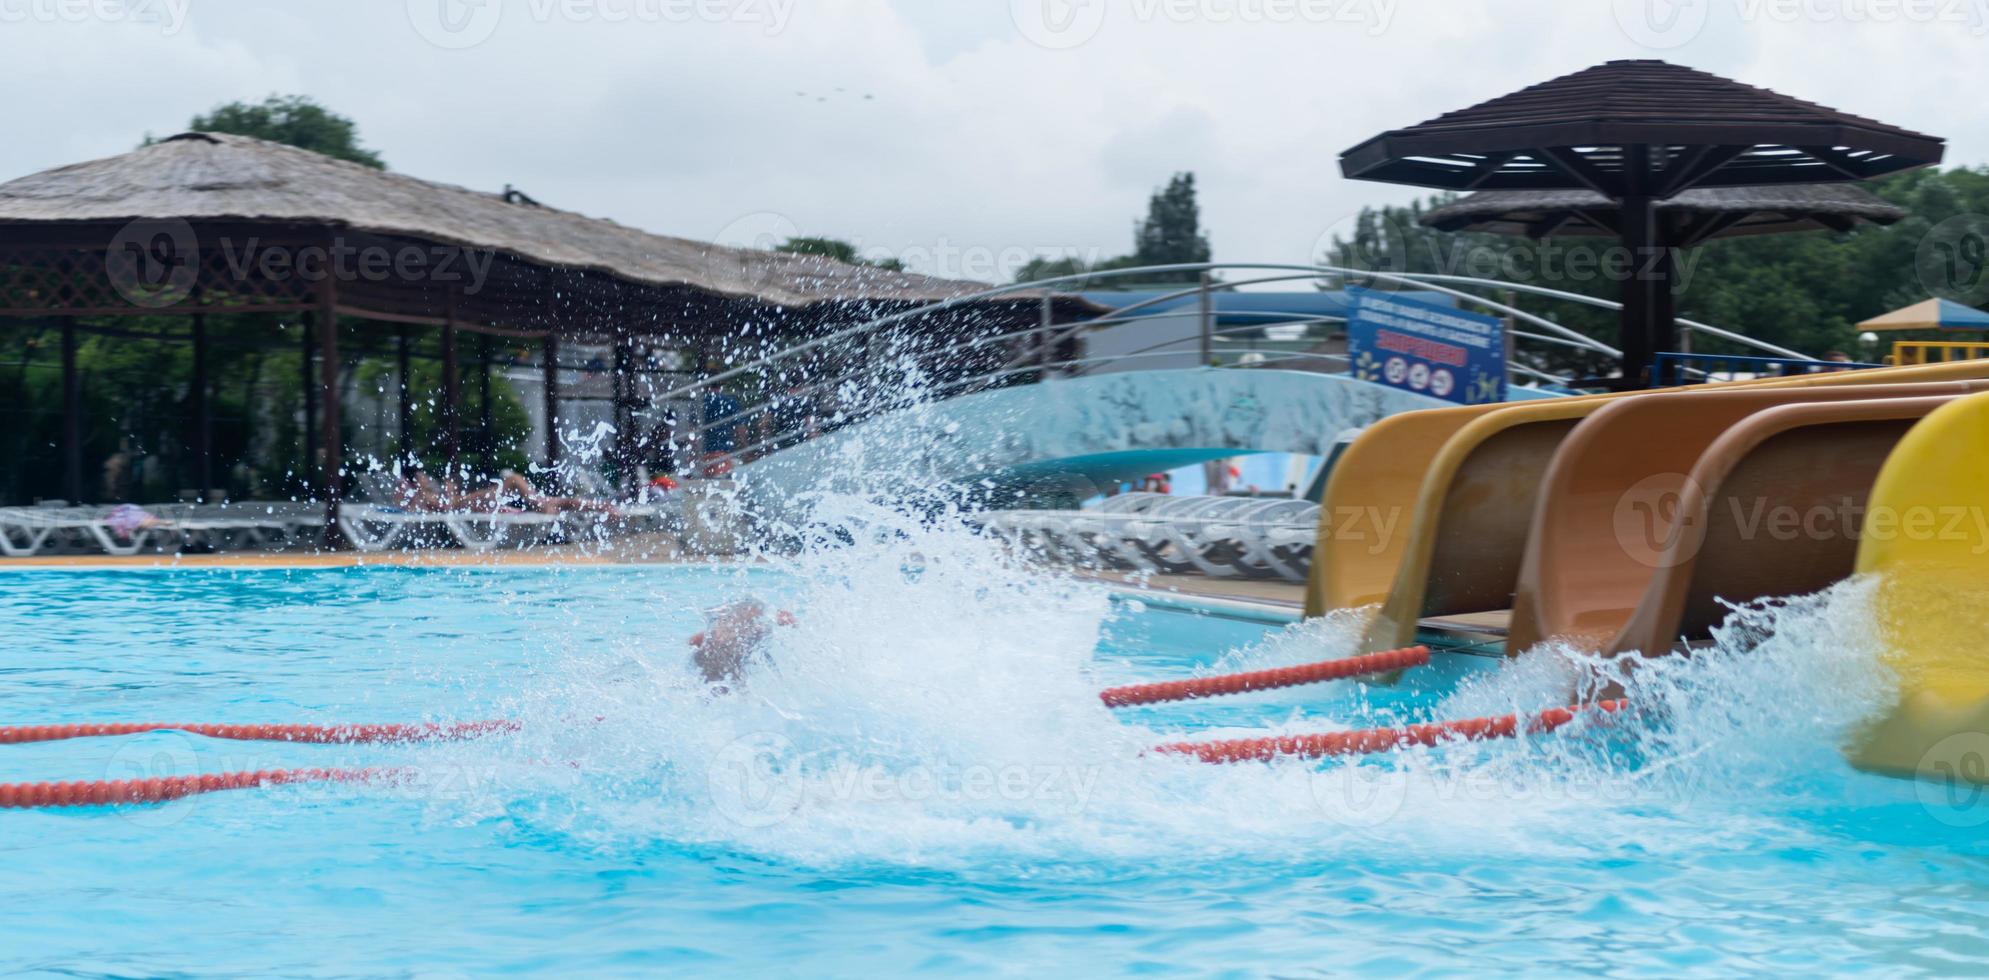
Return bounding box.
[625,261,1801,472]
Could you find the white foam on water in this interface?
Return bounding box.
[418,472,1906,875]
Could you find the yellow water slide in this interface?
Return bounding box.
[1846,390,1989,784]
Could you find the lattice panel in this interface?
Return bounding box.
[0,239,315,315]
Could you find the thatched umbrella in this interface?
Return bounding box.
[1421,183,1905,247]
[1341,59,1943,382]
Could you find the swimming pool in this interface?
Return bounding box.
[5,553,1989,975]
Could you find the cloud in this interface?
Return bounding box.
[0,0,1979,282]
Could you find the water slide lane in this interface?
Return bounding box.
[1306,360,1989,642]
[1507,382,1988,656]
[1846,390,1989,784]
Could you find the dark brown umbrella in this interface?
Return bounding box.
[1421,183,1906,247]
[1341,60,1944,381]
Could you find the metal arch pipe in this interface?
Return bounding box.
[1386,271,1809,360]
[991,268,1625,373]
[720,349,1343,465]
[648,262,1627,408]
[684,287,1359,439]
[680,273,1621,439]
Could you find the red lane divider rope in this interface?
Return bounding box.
[0,720,518,746]
[0,767,407,810]
[1153,698,1629,763]
[1099,646,1430,708]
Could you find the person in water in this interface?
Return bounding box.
[688,599,796,688]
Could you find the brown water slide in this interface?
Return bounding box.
[1307,360,1989,624]
[1510,389,1980,657]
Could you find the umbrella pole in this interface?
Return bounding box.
[1617,147,1675,386]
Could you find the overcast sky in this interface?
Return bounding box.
[3,0,1984,282]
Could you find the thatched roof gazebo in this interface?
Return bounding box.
[0,132,1090,525]
[1341,59,1944,383]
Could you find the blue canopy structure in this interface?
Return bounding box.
[1857,297,1989,331]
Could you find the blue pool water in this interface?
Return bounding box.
[4,553,1989,975]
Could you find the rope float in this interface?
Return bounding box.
[0,634,1620,807]
[1099,646,1430,707]
[0,720,518,746]
[0,767,405,810]
[1152,698,1629,764]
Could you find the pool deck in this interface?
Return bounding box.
[1076,570,1307,623]
[0,534,693,568]
[2,544,1310,623]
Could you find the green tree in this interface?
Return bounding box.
[1013,173,1214,287]
[1132,172,1212,276]
[158,94,386,169]
[775,236,905,271]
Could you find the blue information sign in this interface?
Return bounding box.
[1345,287,1506,405]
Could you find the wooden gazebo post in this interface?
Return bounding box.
[189,309,211,500]
[59,316,81,502]
[478,332,493,469]
[316,276,343,545]
[441,288,461,469]
[300,314,317,495]
[612,333,635,487]
[396,324,413,465]
[541,332,560,467]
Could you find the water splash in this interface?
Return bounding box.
[411,468,1908,874]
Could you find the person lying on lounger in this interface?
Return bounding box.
[395,470,619,516]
